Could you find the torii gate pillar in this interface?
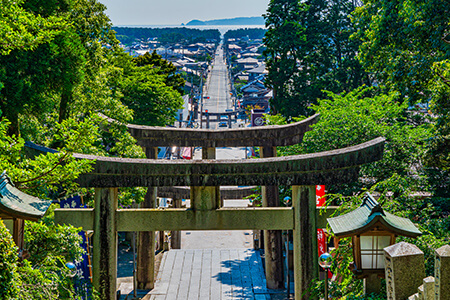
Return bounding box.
[196,147,221,210]
[92,187,118,300]
[261,146,284,289]
[292,185,319,299]
[137,147,158,290]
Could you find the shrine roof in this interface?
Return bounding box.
[0,172,52,221]
[327,193,421,238]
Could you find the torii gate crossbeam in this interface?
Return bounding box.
[47,137,385,300]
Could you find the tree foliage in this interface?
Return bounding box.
[0,0,186,299]
[352,0,450,105]
[271,86,447,297]
[120,65,183,126]
[0,0,118,135]
[352,0,450,193]
[263,0,307,116]
[24,217,84,268]
[1,202,85,300]
[0,117,94,198]
[0,0,66,55]
[113,27,220,45]
[302,87,431,194]
[267,0,449,296]
[133,51,185,95]
[264,0,369,118]
[0,220,19,299]
[224,28,267,40]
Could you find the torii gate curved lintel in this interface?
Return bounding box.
[48,137,385,300]
[72,137,384,187]
[103,113,319,148]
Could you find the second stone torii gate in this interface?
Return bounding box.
[110,113,320,290]
[54,137,385,299]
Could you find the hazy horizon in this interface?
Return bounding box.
[99,0,268,26]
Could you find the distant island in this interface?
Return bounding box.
[184,16,264,26]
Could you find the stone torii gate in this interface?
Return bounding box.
[52,134,385,299]
[108,113,320,290]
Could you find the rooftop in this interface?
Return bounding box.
[0,172,52,221]
[327,193,421,238]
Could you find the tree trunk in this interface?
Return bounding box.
[1,104,20,136]
[59,88,73,123]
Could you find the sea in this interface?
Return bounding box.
[113,24,266,36]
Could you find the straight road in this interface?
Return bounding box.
[187,42,252,247]
[202,43,233,129]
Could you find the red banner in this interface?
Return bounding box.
[317,228,326,257]
[316,185,326,207]
[317,228,333,278]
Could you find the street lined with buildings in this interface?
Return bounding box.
[203,43,232,115]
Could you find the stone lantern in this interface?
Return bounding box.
[327,193,421,293]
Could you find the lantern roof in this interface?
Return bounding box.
[0,171,52,221]
[327,193,421,238]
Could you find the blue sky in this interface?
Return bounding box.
[99,0,269,26]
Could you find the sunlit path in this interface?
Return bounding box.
[149,249,270,300]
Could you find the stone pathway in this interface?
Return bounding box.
[148,249,271,300]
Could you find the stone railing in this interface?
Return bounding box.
[384,242,450,300]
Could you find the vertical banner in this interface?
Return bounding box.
[316,185,332,277]
[316,185,326,207]
[317,228,333,278]
[317,228,326,257]
[60,196,93,298]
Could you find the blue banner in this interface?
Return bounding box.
[60,195,93,299]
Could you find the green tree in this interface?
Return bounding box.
[318,0,369,92]
[271,88,446,297]
[224,28,267,40]
[0,0,66,55]
[0,27,85,135]
[352,0,450,195]
[264,0,307,116]
[159,32,186,45]
[133,51,185,95]
[120,64,183,126]
[0,116,90,297]
[352,0,450,105]
[0,0,117,135]
[17,212,85,299]
[0,115,94,198]
[112,27,220,45]
[276,87,431,195]
[264,0,368,118]
[17,257,78,300]
[24,217,83,268]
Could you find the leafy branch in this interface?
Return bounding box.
[15,153,70,186]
